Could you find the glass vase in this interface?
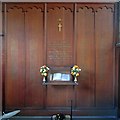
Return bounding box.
[74,76,77,83]
[43,76,46,83]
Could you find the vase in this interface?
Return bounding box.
[74,76,77,83]
[43,76,46,83]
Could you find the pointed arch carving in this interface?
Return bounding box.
[77,3,114,13]
[95,5,114,12]
[77,6,94,13]
[6,4,44,12]
[6,3,114,13]
[25,6,43,12]
[47,3,74,12]
[47,6,73,12]
[6,5,24,12]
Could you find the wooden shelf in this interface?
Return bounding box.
[42,81,78,86]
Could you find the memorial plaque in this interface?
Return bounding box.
[47,40,73,66]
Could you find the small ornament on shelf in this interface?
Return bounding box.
[42,76,46,83]
[40,65,50,83]
[74,76,77,83]
[71,65,81,83]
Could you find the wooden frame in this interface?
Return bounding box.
[0,2,119,118]
[0,1,2,115]
[0,0,118,2]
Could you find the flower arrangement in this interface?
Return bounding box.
[71,65,81,77]
[40,65,50,76]
[40,65,50,82]
[71,65,81,82]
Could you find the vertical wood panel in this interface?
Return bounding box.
[76,7,95,107]
[25,8,44,107]
[47,5,74,67]
[0,39,2,114]
[0,1,2,114]
[47,86,74,107]
[46,4,74,107]
[5,8,25,107]
[95,8,114,107]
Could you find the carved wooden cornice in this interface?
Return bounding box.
[47,4,74,12]
[6,4,44,12]
[77,4,114,12]
[0,0,118,2]
[47,6,73,12]
[5,3,114,13]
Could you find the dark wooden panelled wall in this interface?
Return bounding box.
[3,3,117,116]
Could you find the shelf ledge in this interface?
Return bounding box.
[42,81,78,86]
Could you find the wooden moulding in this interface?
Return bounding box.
[0,1,2,116]
[43,81,78,86]
[0,0,118,3]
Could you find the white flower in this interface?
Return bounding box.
[40,65,50,77]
